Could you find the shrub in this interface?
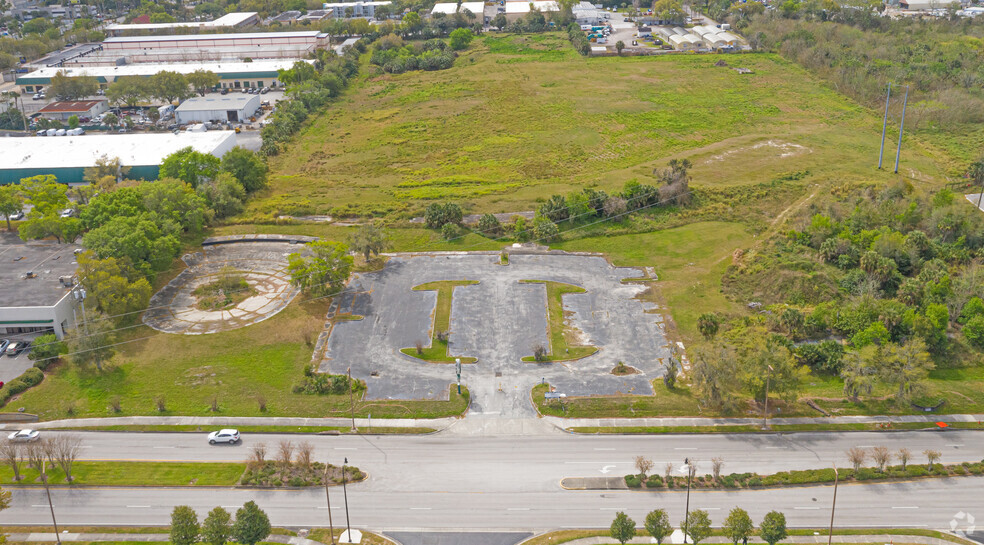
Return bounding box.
[4,379,29,395]
[624,474,642,488]
[747,477,762,487]
[441,222,458,241]
[477,213,502,237]
[19,367,44,386]
[425,202,462,228]
[646,474,663,487]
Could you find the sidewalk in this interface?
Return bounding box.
[543,413,984,430]
[12,415,456,432]
[6,533,324,545]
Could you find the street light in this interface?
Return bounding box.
[455,358,461,395]
[41,460,62,545]
[342,457,352,540]
[762,364,774,430]
[827,465,839,545]
[322,462,336,545]
[679,459,696,544]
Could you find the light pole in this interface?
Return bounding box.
[762,364,773,430]
[679,459,695,544]
[322,462,336,545]
[341,457,352,540]
[41,460,62,545]
[455,358,461,395]
[827,465,839,545]
[346,367,356,432]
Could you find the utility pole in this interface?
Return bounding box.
[455,358,461,395]
[41,461,62,545]
[347,367,356,432]
[878,83,891,169]
[680,459,694,544]
[341,457,352,540]
[827,465,839,545]
[893,86,909,175]
[322,463,336,545]
[762,364,773,430]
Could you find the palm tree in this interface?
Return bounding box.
[968,157,984,210]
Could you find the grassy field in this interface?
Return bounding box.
[571,421,984,434]
[248,33,944,223]
[521,529,978,545]
[49,425,435,433]
[520,280,597,362]
[0,462,245,486]
[400,280,479,363]
[12,299,469,420]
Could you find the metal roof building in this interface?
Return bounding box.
[0,131,237,185]
[37,100,109,121]
[16,60,310,94]
[175,94,262,124]
[104,12,260,36]
[69,31,331,64]
[0,234,83,340]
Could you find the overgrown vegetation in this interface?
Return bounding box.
[192,268,255,311]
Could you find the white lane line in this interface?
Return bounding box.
[153,446,176,449]
[316,506,343,510]
[127,505,152,508]
[856,445,874,448]
[410,507,432,510]
[674,448,698,450]
[594,448,616,451]
[31,504,48,508]
[892,506,919,509]
[765,447,782,449]
[794,507,821,510]
[702,508,721,511]
[507,508,530,511]
[946,444,963,447]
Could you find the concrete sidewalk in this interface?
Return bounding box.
[543,413,984,430]
[6,533,324,545]
[13,415,456,432]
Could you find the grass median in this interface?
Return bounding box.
[520,280,597,363]
[522,528,979,545]
[49,425,436,434]
[400,280,479,364]
[0,461,246,486]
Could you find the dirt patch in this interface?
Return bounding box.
[611,362,640,376]
[703,140,811,164]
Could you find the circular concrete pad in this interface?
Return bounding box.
[143,241,303,335]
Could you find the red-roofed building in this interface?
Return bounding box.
[37,100,109,121]
[132,14,151,24]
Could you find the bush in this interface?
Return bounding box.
[477,213,502,237]
[29,333,66,365]
[645,474,663,487]
[441,222,458,241]
[425,202,463,228]
[624,474,642,488]
[905,465,929,477]
[4,379,29,395]
[19,367,44,386]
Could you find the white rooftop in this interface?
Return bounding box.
[1,132,236,170]
[105,12,257,31]
[431,2,485,14]
[104,31,323,44]
[505,0,560,13]
[176,95,259,111]
[322,1,392,6]
[19,59,310,80]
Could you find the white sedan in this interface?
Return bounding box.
[7,429,40,442]
[207,429,240,445]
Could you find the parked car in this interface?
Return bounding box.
[260,87,269,94]
[32,92,44,100]
[59,208,75,218]
[7,429,40,442]
[207,429,240,445]
[8,211,23,221]
[0,339,9,354]
[220,88,229,95]
[6,340,30,356]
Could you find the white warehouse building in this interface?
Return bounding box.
[0,236,83,340]
[175,94,262,124]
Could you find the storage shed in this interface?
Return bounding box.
[669,34,699,50]
[175,94,262,124]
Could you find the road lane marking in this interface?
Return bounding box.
[507,508,530,511]
[152,446,176,449]
[946,444,963,447]
[674,448,697,450]
[892,506,919,509]
[593,448,616,451]
[410,507,431,510]
[31,505,48,508]
[600,508,625,510]
[127,505,151,508]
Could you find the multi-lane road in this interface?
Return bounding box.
[3,429,982,532]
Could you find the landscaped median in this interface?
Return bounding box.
[562,461,984,492]
[519,528,979,545]
[520,280,597,363]
[0,460,366,488]
[400,280,479,364]
[569,421,984,434]
[0,526,398,545]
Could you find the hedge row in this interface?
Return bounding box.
[624,462,984,489]
[0,365,46,407]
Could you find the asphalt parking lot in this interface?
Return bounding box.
[318,253,673,414]
[0,338,38,384]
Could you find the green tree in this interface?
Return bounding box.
[49,71,99,100]
[513,216,529,242]
[17,176,83,243]
[287,241,353,296]
[697,313,720,340]
[879,339,933,403]
[964,315,984,348]
[102,112,119,129]
[149,71,192,104]
[348,223,389,262]
[0,185,24,231]
[201,506,232,545]
[170,505,199,545]
[737,335,807,404]
[82,215,181,276]
[137,179,211,233]
[424,202,463,228]
[723,507,754,545]
[232,501,271,545]
[220,147,268,192]
[67,115,80,130]
[27,332,67,364]
[19,175,68,214]
[449,28,474,50]
[160,147,221,188]
[691,343,741,411]
[477,213,502,237]
[402,10,422,33]
[840,346,878,402]
[492,12,507,28]
[538,194,569,223]
[532,215,559,242]
[683,509,713,545]
[106,76,150,107]
[616,40,625,55]
[759,511,788,545]
[609,511,636,545]
[187,69,220,96]
[645,509,672,544]
[565,191,593,220]
[76,252,153,321]
[197,173,247,219]
[65,313,116,371]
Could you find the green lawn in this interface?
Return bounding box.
[400,280,479,363]
[12,300,469,420]
[0,462,245,486]
[520,280,597,362]
[49,425,435,434]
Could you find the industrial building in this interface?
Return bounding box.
[37,100,109,121]
[104,12,260,36]
[0,131,237,185]
[16,60,310,94]
[175,94,261,124]
[430,1,494,22]
[322,1,392,18]
[504,0,560,21]
[46,31,331,65]
[0,234,82,340]
[572,1,609,25]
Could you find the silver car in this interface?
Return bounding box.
[8,429,40,442]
